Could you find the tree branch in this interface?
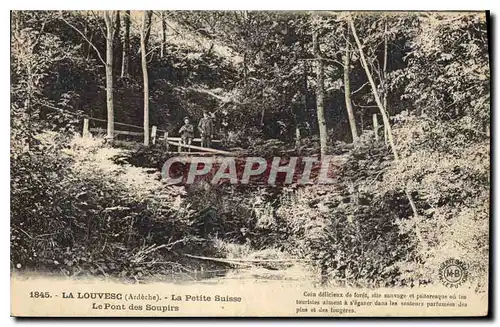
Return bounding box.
[146,39,172,57]
[187,87,241,104]
[352,100,378,108]
[60,13,106,65]
[351,82,369,95]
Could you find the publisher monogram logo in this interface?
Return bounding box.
[439,258,468,288]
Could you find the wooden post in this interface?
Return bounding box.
[151,126,157,145]
[83,118,90,138]
[373,114,379,141]
[165,132,170,152]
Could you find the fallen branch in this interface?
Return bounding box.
[16,227,33,239]
[131,239,188,264]
[183,253,310,266]
[14,227,59,240]
[103,206,130,212]
[224,258,311,263]
[182,254,253,267]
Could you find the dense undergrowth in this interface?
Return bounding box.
[11,124,489,290]
[11,134,230,280]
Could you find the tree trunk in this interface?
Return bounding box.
[104,11,115,141]
[312,25,327,156]
[382,19,389,145]
[382,20,388,109]
[301,42,309,138]
[113,11,122,78]
[113,11,121,44]
[343,25,358,143]
[141,11,150,146]
[295,122,301,152]
[260,106,265,126]
[242,53,248,86]
[144,11,153,48]
[121,10,130,78]
[290,95,301,152]
[161,11,167,58]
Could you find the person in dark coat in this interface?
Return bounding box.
[198,111,214,148]
[179,116,194,152]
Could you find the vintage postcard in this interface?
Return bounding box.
[10,10,490,317]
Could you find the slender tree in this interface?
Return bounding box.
[103,11,116,141]
[160,11,167,58]
[343,23,358,143]
[144,11,153,48]
[121,10,130,78]
[113,11,121,43]
[312,19,327,156]
[140,11,150,145]
[382,19,389,145]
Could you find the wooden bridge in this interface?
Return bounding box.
[82,117,233,155]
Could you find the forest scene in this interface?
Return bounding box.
[10,10,490,290]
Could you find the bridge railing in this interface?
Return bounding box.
[83,117,226,154]
[83,117,163,143]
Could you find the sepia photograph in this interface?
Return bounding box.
[10,9,491,317]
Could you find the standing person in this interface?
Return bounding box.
[179,117,194,152]
[198,111,214,148]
